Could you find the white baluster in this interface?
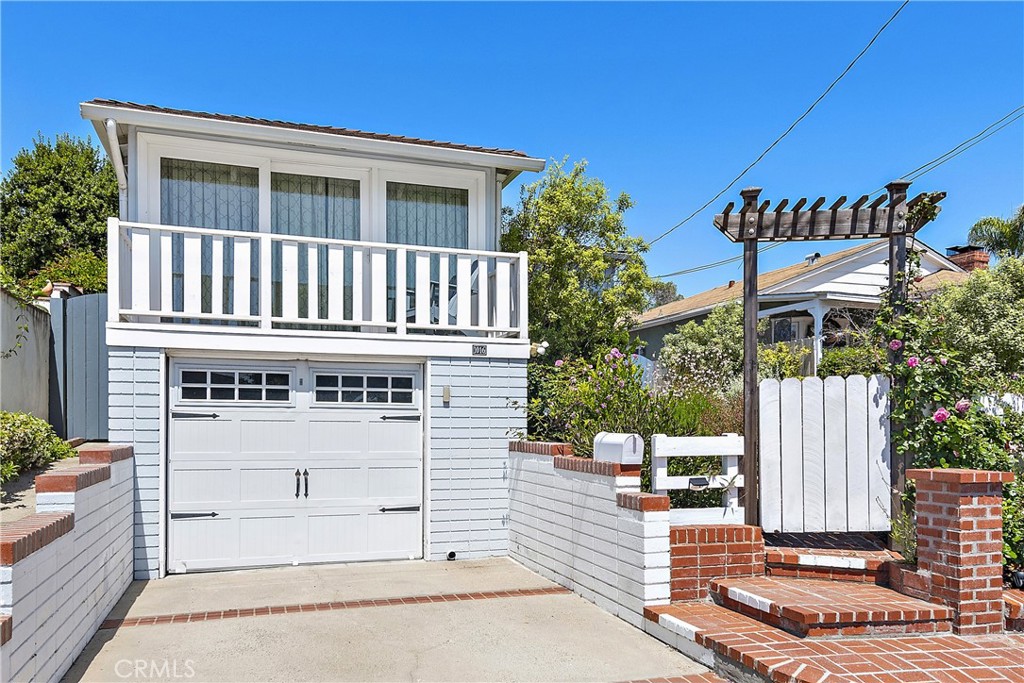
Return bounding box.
[307,243,319,320]
[183,233,201,315]
[456,255,472,329]
[282,241,298,320]
[476,257,489,330]
[131,228,151,313]
[494,259,511,330]
[160,231,173,313]
[351,247,364,323]
[210,235,224,317]
[327,245,344,322]
[415,251,431,327]
[370,248,386,323]
[233,238,251,318]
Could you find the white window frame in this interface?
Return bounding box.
[307,363,421,411]
[136,132,488,248]
[174,365,297,408]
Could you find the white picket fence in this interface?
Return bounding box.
[651,433,744,525]
[759,375,891,534]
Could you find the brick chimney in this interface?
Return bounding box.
[946,245,990,272]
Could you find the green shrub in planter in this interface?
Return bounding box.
[0,411,75,484]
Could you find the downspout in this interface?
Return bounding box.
[104,118,128,220]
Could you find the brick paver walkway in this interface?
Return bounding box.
[647,602,1024,683]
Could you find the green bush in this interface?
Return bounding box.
[0,411,75,484]
[817,345,884,378]
[519,349,743,506]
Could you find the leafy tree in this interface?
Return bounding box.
[968,205,1024,258]
[647,280,684,310]
[501,159,656,361]
[0,134,117,286]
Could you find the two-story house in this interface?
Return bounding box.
[81,100,545,578]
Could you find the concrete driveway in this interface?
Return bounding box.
[65,557,713,683]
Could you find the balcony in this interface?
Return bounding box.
[107,219,529,348]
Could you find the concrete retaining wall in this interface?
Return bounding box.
[0,445,134,682]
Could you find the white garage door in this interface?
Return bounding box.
[167,360,423,573]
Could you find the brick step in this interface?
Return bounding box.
[643,601,1024,683]
[710,576,953,638]
[764,545,900,584]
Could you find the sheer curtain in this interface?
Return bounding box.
[271,173,361,319]
[386,182,469,325]
[160,158,259,317]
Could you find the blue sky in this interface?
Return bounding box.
[2,2,1021,295]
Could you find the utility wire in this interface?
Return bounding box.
[647,0,911,247]
[652,105,1024,281]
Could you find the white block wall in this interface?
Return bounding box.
[107,346,161,579]
[508,452,671,628]
[428,357,527,560]
[0,460,134,682]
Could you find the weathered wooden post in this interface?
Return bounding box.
[885,179,911,528]
[740,187,762,526]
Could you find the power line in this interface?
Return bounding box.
[868,105,1024,194]
[652,104,1024,281]
[647,0,910,247]
[654,243,782,279]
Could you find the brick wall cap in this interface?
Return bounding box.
[508,441,574,456]
[617,492,670,512]
[553,455,641,477]
[35,463,111,492]
[77,442,134,464]
[0,615,11,646]
[907,468,1013,484]
[0,512,74,564]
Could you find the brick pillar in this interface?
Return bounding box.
[908,468,1013,635]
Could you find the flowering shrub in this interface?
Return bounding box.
[876,256,1024,566]
[519,348,743,506]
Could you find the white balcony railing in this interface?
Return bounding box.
[108,219,528,340]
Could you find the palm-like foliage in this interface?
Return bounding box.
[968,205,1024,257]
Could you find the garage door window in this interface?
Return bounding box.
[314,374,414,405]
[180,370,291,402]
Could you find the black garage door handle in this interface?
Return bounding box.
[379,505,420,513]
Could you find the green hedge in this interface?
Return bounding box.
[0,411,75,484]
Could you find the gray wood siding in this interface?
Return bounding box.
[107,346,162,579]
[427,357,526,560]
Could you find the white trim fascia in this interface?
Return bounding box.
[107,324,531,359]
[81,102,546,173]
[422,360,432,561]
[158,349,167,579]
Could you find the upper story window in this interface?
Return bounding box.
[160,158,259,231]
[271,172,360,240]
[386,182,469,249]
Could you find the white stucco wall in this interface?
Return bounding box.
[0,291,50,420]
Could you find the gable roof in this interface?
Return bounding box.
[82,99,538,161]
[635,242,886,330]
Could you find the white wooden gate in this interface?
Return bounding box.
[759,375,891,534]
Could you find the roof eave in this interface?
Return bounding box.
[80,101,546,173]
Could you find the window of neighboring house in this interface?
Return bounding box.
[160,158,260,317]
[270,173,361,319]
[772,318,794,343]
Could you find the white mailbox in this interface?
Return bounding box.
[593,432,644,465]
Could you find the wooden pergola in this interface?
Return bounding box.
[713,180,946,526]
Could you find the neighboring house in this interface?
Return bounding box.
[634,241,985,372]
[81,99,545,578]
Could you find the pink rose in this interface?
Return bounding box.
[925,356,934,364]
[888,339,903,351]
[939,357,948,366]
[907,356,920,368]
[554,359,564,367]
[933,407,951,423]
[955,399,971,413]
